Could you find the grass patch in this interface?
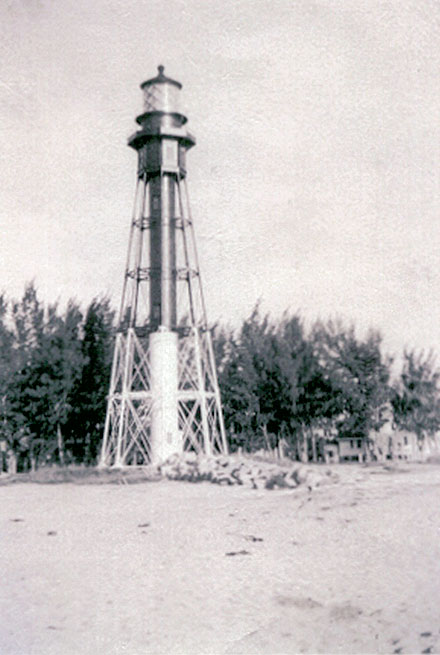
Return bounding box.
[0,464,161,486]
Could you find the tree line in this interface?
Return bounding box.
[0,283,114,472]
[1,284,439,471]
[215,307,440,459]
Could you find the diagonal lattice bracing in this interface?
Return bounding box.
[100,322,227,466]
[130,332,151,392]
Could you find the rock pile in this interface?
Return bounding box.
[158,452,338,490]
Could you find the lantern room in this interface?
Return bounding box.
[137,65,187,127]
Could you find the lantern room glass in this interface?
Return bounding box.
[142,82,180,114]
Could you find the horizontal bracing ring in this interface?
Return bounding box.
[132,217,192,230]
[126,267,199,281]
[107,390,217,401]
[177,267,199,281]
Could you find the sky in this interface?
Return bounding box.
[1,0,439,359]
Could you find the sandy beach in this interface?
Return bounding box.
[1,463,440,655]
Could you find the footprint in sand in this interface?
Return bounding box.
[329,602,363,621]
[275,595,322,610]
[244,535,263,542]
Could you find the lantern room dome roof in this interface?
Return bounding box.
[140,65,182,90]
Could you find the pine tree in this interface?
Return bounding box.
[217,306,269,450]
[10,293,84,467]
[392,349,440,441]
[312,319,391,442]
[67,297,115,464]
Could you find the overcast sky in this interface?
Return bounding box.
[1,0,439,358]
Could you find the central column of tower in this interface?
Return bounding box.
[149,170,179,461]
[149,328,179,462]
[128,66,195,463]
[149,173,177,329]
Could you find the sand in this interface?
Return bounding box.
[1,463,440,654]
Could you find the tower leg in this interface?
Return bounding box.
[192,326,212,456]
[149,329,181,463]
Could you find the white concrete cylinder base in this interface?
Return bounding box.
[149,329,181,464]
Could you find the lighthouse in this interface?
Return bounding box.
[99,66,227,466]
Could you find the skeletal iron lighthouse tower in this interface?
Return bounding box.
[100,66,227,467]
